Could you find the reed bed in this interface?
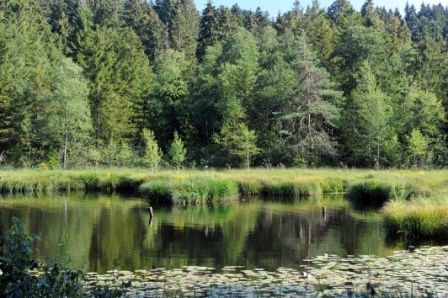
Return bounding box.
[138,176,239,205]
[383,197,448,240]
[1,168,448,204]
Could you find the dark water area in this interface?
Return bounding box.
[0,194,403,273]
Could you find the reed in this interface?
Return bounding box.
[139,176,239,205]
[383,197,448,240]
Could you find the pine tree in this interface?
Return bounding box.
[153,49,190,146]
[0,0,63,165]
[75,10,153,147]
[281,33,341,166]
[171,0,199,60]
[123,0,167,61]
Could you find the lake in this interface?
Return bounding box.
[0,194,401,273]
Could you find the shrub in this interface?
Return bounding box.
[0,218,84,297]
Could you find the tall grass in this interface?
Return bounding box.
[383,196,448,240]
[139,176,239,205]
[2,168,448,204]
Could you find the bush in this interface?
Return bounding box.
[0,218,84,297]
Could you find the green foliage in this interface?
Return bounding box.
[408,129,429,167]
[100,141,135,167]
[280,33,341,166]
[213,100,260,168]
[0,0,448,169]
[349,61,389,168]
[47,58,93,168]
[143,129,163,170]
[139,176,239,205]
[0,218,84,297]
[169,131,187,169]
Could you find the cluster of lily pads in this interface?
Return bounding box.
[84,246,448,297]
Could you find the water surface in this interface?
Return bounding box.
[0,194,401,273]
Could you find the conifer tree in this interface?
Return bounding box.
[281,33,341,166]
[197,1,219,59]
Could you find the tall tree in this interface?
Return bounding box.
[46,58,92,168]
[75,10,154,147]
[153,49,190,146]
[123,0,167,61]
[197,1,219,59]
[281,34,341,166]
[213,99,259,168]
[0,0,62,165]
[348,62,389,168]
[171,0,199,60]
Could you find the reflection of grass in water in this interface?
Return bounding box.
[349,209,383,221]
[0,193,146,209]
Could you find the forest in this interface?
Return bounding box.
[0,0,448,169]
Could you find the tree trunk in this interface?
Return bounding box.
[63,133,68,169]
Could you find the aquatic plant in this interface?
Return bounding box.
[139,176,239,205]
[383,196,448,241]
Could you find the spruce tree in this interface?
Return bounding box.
[197,1,219,59]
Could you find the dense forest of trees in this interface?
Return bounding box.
[1,0,448,169]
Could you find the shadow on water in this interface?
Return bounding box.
[0,193,410,273]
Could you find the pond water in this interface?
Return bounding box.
[0,195,402,273]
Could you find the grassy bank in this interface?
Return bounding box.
[138,176,239,205]
[383,197,448,241]
[1,168,448,205]
[3,168,448,239]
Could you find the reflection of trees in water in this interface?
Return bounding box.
[243,205,390,271]
[0,196,395,273]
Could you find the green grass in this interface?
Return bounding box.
[1,168,448,204]
[138,176,239,205]
[383,196,448,240]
